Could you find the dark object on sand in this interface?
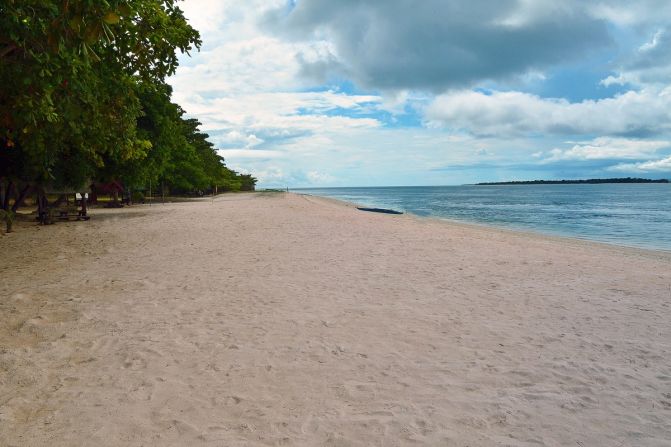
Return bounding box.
[357,207,403,215]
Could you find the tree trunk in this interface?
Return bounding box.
[0,180,5,210]
[11,184,31,213]
[5,214,12,233]
[2,180,13,211]
[37,189,49,224]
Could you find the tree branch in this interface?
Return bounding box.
[0,44,18,59]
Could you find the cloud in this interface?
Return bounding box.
[214,131,265,149]
[602,27,671,87]
[169,89,383,156]
[263,0,612,92]
[174,90,381,128]
[587,0,671,26]
[178,0,284,41]
[247,166,290,185]
[219,149,285,160]
[306,171,336,184]
[169,36,305,96]
[543,137,670,162]
[425,88,671,137]
[609,156,671,172]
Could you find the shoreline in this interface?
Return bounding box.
[297,192,671,261]
[2,192,670,445]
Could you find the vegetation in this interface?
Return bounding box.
[1,0,255,216]
[0,209,15,233]
[476,178,669,185]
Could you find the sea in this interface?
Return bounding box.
[295,184,671,252]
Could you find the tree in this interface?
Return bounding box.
[238,174,257,191]
[105,83,254,197]
[0,0,201,210]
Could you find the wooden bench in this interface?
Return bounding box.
[38,193,90,225]
[39,204,89,224]
[54,204,90,221]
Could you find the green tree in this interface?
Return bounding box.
[238,174,257,191]
[0,0,200,210]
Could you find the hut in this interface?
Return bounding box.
[90,180,125,206]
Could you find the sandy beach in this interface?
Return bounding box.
[1,192,670,446]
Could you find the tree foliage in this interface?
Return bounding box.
[111,84,256,195]
[1,0,255,211]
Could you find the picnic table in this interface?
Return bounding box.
[39,193,90,224]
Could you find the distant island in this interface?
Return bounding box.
[477,177,669,185]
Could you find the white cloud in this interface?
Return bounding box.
[248,166,289,185]
[426,88,671,137]
[169,35,306,98]
[544,137,670,162]
[587,1,671,26]
[178,0,284,39]
[172,87,381,132]
[639,30,664,52]
[600,74,628,87]
[609,156,671,172]
[219,149,284,160]
[605,27,671,88]
[306,171,336,184]
[219,131,265,149]
[170,88,383,169]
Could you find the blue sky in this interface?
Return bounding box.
[169,0,671,187]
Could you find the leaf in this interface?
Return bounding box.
[102,12,120,25]
[101,22,115,43]
[69,15,82,31]
[84,24,102,44]
[85,44,101,62]
[118,4,132,17]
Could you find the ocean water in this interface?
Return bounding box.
[295,184,671,251]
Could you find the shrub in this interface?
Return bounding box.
[132,191,145,203]
[0,210,15,233]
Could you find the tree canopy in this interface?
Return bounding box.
[1,0,256,213]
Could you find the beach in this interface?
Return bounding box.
[1,192,670,446]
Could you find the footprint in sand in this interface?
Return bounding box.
[10,292,34,302]
[86,336,121,359]
[122,355,147,370]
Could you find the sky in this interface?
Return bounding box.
[168,0,671,187]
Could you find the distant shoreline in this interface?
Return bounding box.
[476,177,669,185]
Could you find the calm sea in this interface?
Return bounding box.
[295,184,671,251]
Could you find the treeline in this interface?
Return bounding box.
[1,0,255,215]
[477,178,669,185]
[107,83,257,197]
